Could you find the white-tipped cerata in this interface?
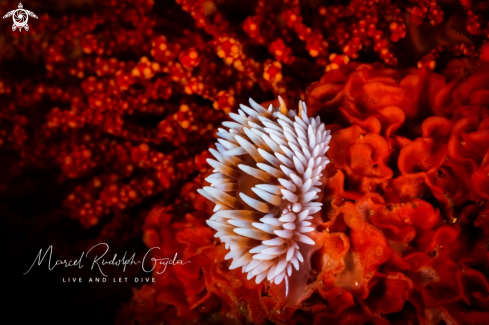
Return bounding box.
[200,97,331,303]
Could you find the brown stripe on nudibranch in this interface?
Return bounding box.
[198,97,331,304]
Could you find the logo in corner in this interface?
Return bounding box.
[3,3,37,32]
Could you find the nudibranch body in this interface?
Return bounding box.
[198,97,331,304]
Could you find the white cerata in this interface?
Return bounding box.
[198,96,331,304]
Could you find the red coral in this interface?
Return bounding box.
[116,48,489,324]
[3,0,489,324]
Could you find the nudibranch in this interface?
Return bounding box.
[198,97,331,304]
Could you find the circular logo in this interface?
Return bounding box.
[13,9,28,28]
[2,3,38,32]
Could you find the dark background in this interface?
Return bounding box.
[1,178,149,324]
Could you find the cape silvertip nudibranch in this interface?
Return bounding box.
[197,96,331,304]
